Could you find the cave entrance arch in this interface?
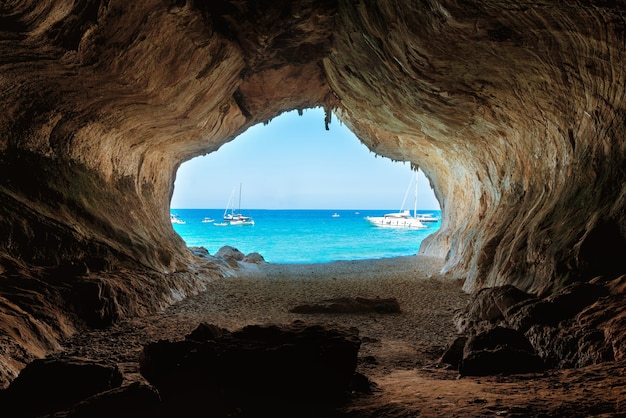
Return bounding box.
[170,108,441,263]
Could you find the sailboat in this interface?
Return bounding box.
[223,183,254,226]
[365,171,427,229]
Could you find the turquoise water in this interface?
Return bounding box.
[171,209,441,264]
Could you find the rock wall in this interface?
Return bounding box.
[1,0,625,383]
[324,1,626,295]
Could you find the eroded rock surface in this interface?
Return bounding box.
[138,321,366,417]
[443,275,626,373]
[0,356,124,417]
[0,0,625,392]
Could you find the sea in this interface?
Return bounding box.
[171,209,441,264]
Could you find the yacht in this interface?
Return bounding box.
[170,213,185,224]
[365,210,426,229]
[223,183,254,226]
[228,215,255,226]
[415,213,439,223]
[365,171,427,229]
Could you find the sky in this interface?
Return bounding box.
[171,107,440,210]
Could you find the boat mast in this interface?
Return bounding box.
[413,170,418,218]
[238,182,242,213]
[224,188,235,218]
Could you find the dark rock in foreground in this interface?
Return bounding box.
[140,321,370,416]
[66,382,161,418]
[290,297,401,314]
[442,276,626,375]
[0,357,123,417]
[459,326,544,376]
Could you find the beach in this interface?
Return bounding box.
[60,255,626,417]
[63,255,465,373]
[172,255,467,375]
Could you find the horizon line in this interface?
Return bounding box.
[170,207,442,211]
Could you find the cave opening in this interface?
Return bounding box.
[169,108,441,263]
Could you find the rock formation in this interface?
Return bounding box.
[442,276,626,375]
[1,0,625,390]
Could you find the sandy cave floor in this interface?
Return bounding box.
[60,256,626,417]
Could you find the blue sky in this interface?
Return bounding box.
[171,107,440,210]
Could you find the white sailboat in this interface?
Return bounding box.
[223,183,254,226]
[170,213,185,224]
[365,171,427,229]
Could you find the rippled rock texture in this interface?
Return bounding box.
[1,0,625,386]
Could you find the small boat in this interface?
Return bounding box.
[365,171,427,229]
[213,222,229,227]
[332,213,340,218]
[202,217,215,223]
[170,213,185,224]
[223,183,254,226]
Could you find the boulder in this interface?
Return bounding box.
[543,281,609,322]
[290,297,401,314]
[66,382,161,418]
[189,247,211,258]
[526,321,615,369]
[215,246,245,262]
[459,327,544,376]
[460,347,545,377]
[0,356,123,417]
[242,252,265,264]
[451,280,622,373]
[507,281,608,332]
[139,321,364,409]
[439,335,468,369]
[185,322,228,342]
[454,285,536,333]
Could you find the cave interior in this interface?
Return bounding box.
[0,0,626,415]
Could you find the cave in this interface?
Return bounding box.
[1,0,625,416]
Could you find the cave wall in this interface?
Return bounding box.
[1,0,626,381]
[324,1,626,295]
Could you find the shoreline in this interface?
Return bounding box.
[235,254,449,280]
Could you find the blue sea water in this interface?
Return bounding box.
[170,209,441,264]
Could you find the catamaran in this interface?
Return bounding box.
[223,183,254,226]
[365,171,427,229]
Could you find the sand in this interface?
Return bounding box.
[60,255,626,417]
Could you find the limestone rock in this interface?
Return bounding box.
[215,246,245,262]
[439,335,468,369]
[189,247,211,258]
[0,356,123,417]
[66,382,161,418]
[459,326,544,376]
[290,297,401,314]
[450,280,625,372]
[185,322,228,342]
[460,346,545,377]
[242,252,265,264]
[139,321,365,413]
[453,285,536,333]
